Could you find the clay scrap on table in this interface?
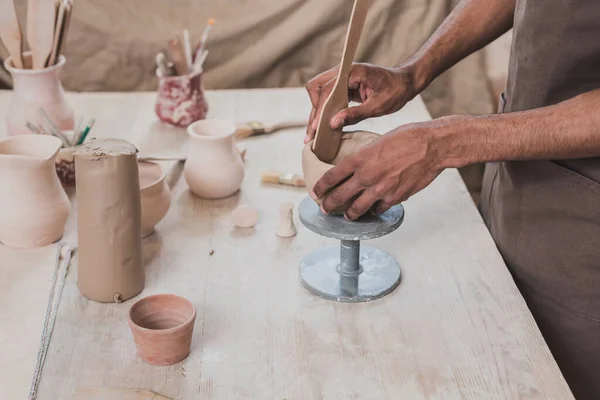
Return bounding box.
[70,387,172,400]
[276,202,297,238]
[232,204,258,228]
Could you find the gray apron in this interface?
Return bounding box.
[480,1,600,398]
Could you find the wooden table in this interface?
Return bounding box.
[0,89,574,399]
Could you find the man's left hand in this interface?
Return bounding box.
[312,122,445,220]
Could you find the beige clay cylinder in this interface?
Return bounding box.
[75,138,144,303]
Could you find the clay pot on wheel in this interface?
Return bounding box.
[302,130,380,214]
[138,161,171,237]
[128,294,196,366]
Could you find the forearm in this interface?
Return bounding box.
[435,89,600,168]
[406,0,516,91]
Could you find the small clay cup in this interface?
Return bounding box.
[138,161,171,237]
[155,68,208,127]
[128,294,196,366]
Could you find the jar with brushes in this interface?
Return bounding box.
[4,52,75,136]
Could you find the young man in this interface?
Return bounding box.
[304,1,600,398]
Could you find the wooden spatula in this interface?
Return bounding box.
[47,0,72,66]
[167,34,189,75]
[27,0,57,69]
[0,0,24,68]
[312,0,371,162]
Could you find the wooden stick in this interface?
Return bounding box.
[312,0,371,162]
[27,0,57,69]
[167,35,189,75]
[0,0,24,68]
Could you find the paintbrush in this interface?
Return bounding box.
[38,108,70,145]
[234,121,306,140]
[261,171,305,187]
[76,118,96,145]
[182,29,192,71]
[193,18,215,67]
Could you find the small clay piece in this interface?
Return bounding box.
[232,205,258,228]
[0,135,70,248]
[75,138,144,303]
[138,161,172,237]
[276,202,297,238]
[209,249,215,256]
[128,294,196,366]
[70,387,173,400]
[302,130,380,214]
[184,119,245,199]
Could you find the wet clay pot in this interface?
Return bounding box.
[0,135,70,248]
[138,161,171,238]
[302,130,380,214]
[184,119,244,199]
[75,138,144,303]
[128,294,196,366]
[4,53,75,136]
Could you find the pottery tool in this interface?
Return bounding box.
[26,121,41,134]
[76,118,96,145]
[182,29,193,71]
[193,18,215,65]
[193,49,208,72]
[312,0,371,162]
[167,35,189,75]
[0,0,24,68]
[234,121,306,140]
[27,0,58,69]
[298,196,403,302]
[155,52,173,77]
[38,108,70,145]
[70,387,173,400]
[28,243,75,400]
[261,170,305,187]
[48,0,72,66]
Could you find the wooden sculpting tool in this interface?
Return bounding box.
[234,121,306,140]
[27,0,58,69]
[312,0,371,162]
[48,0,72,66]
[167,35,189,75]
[182,29,192,71]
[0,0,24,68]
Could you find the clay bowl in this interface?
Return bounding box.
[302,130,380,214]
[128,294,196,366]
[138,161,171,237]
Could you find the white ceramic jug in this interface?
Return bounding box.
[184,119,244,199]
[0,135,71,247]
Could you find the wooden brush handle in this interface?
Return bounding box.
[0,0,24,68]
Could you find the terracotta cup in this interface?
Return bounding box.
[4,52,75,136]
[128,294,196,366]
[138,161,171,237]
[154,68,208,127]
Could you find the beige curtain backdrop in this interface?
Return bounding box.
[1,0,493,118]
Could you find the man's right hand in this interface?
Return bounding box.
[304,62,422,143]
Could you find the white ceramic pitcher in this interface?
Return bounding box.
[184,119,244,199]
[0,135,71,247]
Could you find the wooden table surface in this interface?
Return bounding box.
[0,88,574,399]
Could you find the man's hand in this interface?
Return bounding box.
[304,62,421,143]
[312,122,445,220]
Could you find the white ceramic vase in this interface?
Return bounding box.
[0,135,71,247]
[4,53,75,136]
[184,119,244,199]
